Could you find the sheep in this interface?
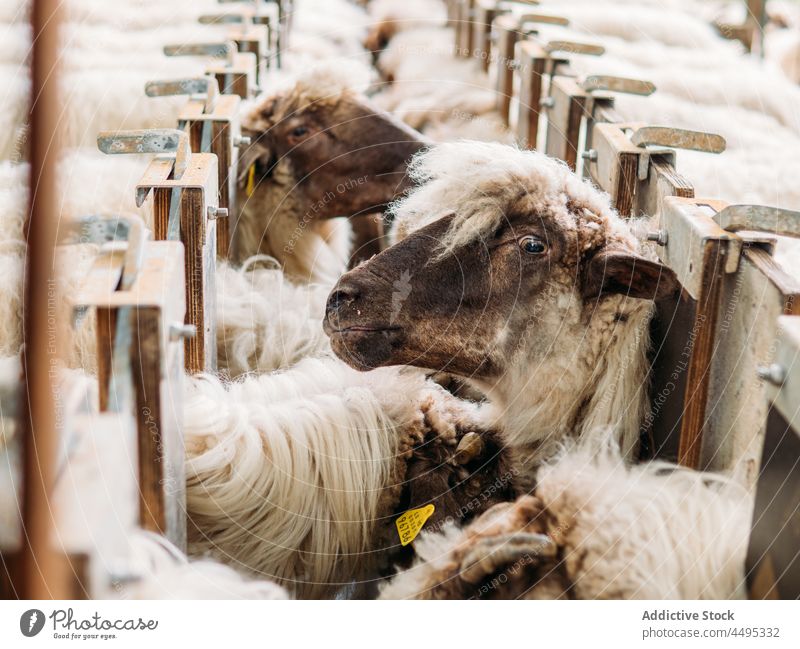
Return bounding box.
[183,355,518,598]
[215,257,332,378]
[237,66,427,283]
[0,356,291,600]
[0,152,152,363]
[363,0,448,55]
[379,441,749,599]
[371,26,514,142]
[324,141,678,470]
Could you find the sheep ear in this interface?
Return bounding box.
[581,249,678,301]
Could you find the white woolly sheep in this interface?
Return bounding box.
[183,355,517,598]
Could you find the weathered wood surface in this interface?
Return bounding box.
[141,155,218,374]
[74,241,187,549]
[180,94,242,259]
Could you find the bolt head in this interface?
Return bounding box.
[757,363,786,386]
[169,323,197,341]
[646,230,669,246]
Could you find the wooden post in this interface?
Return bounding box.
[146,77,246,259]
[98,129,219,374]
[493,14,525,125]
[515,40,603,151]
[456,0,476,57]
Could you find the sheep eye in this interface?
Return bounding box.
[520,236,546,254]
[290,126,309,138]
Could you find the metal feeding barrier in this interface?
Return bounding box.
[219,0,290,68]
[3,0,288,599]
[72,215,188,550]
[163,41,257,99]
[97,129,218,374]
[454,0,800,598]
[146,76,249,258]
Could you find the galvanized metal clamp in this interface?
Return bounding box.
[145,76,220,115]
[97,129,195,244]
[98,128,191,184]
[163,41,237,67]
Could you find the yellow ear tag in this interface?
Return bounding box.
[245,163,256,197]
[396,504,435,546]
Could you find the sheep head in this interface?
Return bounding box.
[240,76,428,222]
[323,142,677,383]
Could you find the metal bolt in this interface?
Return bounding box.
[234,134,252,147]
[540,97,555,109]
[207,206,229,220]
[757,363,786,386]
[646,230,669,246]
[169,323,197,341]
[581,149,598,162]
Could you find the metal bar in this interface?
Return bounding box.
[631,126,726,154]
[97,129,191,180]
[145,77,220,114]
[715,205,800,238]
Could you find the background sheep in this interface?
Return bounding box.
[236,68,426,282]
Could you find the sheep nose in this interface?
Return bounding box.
[326,281,361,316]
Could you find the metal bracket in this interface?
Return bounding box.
[545,40,604,56]
[714,205,800,239]
[163,41,237,67]
[764,316,800,432]
[520,14,569,27]
[145,76,220,114]
[582,75,656,96]
[658,198,742,299]
[97,128,192,191]
[629,126,726,181]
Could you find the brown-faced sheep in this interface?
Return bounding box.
[325,141,678,471]
[237,69,428,284]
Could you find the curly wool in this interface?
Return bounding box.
[380,442,749,600]
[216,258,332,378]
[183,357,462,598]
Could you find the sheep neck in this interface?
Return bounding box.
[480,295,654,471]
